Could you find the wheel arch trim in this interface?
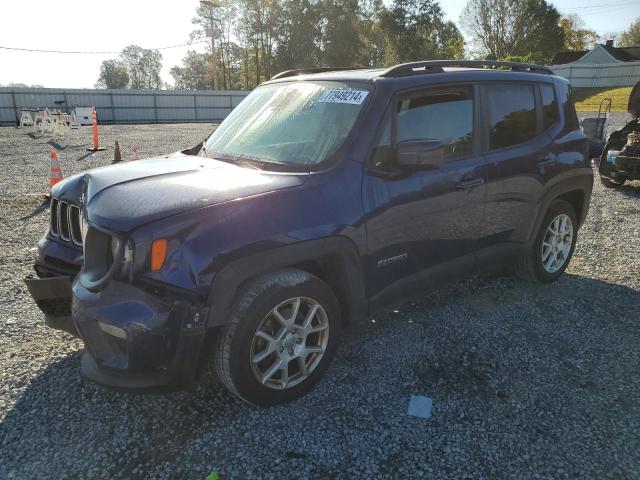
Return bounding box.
[205,236,367,328]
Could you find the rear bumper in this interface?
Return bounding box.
[72,279,207,391]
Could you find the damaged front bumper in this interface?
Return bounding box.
[24,236,83,337]
[25,275,78,337]
[72,279,208,391]
[26,265,209,391]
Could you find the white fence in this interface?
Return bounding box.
[0,87,250,126]
[550,62,640,88]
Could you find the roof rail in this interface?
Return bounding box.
[380,60,553,77]
[271,67,367,80]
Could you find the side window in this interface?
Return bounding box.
[486,84,537,150]
[561,84,580,131]
[397,88,474,159]
[540,83,559,130]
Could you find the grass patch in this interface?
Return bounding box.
[572,87,632,112]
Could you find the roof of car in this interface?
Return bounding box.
[266,61,556,85]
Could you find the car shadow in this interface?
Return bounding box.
[0,348,247,478]
[2,272,640,478]
[616,181,640,199]
[18,196,50,221]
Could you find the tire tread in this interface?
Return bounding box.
[516,199,577,284]
[213,269,322,405]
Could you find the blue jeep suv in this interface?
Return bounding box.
[25,61,593,405]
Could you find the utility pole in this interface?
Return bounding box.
[200,0,219,91]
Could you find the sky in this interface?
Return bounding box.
[1,0,639,89]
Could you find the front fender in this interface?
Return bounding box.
[205,236,367,327]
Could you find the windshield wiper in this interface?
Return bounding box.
[233,158,263,170]
[209,152,264,170]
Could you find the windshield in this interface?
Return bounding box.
[204,81,370,167]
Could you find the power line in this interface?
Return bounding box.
[561,0,638,9]
[574,5,637,16]
[0,40,208,55]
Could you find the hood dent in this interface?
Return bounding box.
[57,153,308,233]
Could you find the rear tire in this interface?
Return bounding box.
[516,199,578,284]
[600,175,624,188]
[213,269,341,406]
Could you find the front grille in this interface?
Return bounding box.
[50,198,82,246]
[36,298,72,318]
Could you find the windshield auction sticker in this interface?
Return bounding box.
[317,89,369,105]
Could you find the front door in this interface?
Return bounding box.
[363,84,487,302]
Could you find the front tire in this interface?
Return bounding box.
[516,199,578,284]
[213,269,341,406]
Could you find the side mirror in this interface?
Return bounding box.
[397,139,444,170]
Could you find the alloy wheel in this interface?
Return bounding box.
[250,297,330,390]
[541,213,573,273]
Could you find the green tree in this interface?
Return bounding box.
[119,45,163,89]
[523,0,565,63]
[461,0,564,64]
[95,59,129,89]
[276,0,322,71]
[173,0,470,90]
[440,20,466,60]
[170,51,210,89]
[619,17,640,47]
[319,0,368,66]
[237,0,282,84]
[379,0,464,65]
[560,15,599,51]
[360,0,388,67]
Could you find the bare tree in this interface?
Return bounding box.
[619,17,640,47]
[194,1,222,90]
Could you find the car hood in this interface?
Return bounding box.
[53,152,309,233]
[629,80,640,118]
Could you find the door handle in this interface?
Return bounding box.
[456,177,484,190]
[537,157,558,169]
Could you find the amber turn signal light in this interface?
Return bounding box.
[150,238,168,272]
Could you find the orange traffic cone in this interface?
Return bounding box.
[49,150,63,190]
[87,106,106,152]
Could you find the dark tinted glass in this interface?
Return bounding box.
[540,84,559,129]
[487,84,537,150]
[562,84,580,131]
[397,89,473,159]
[369,116,392,167]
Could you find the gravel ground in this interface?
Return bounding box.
[1,122,640,479]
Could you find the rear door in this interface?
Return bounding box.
[479,82,559,260]
[362,84,487,301]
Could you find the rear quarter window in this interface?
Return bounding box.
[486,84,537,150]
[564,85,580,131]
[540,83,559,130]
